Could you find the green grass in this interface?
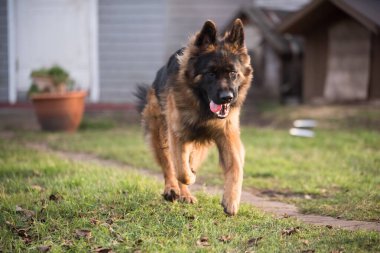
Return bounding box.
[17,120,380,222]
[1,139,379,252]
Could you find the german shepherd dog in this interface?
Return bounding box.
[136,19,252,215]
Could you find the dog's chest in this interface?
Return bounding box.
[182,118,225,142]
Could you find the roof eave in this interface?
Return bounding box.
[331,0,378,34]
[278,0,379,35]
[277,0,325,34]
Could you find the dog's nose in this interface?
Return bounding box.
[219,90,233,103]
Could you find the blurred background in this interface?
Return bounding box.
[0,0,379,129]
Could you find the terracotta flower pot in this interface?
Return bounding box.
[31,91,87,132]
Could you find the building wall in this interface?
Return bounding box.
[369,33,380,99]
[166,0,250,57]
[99,0,251,103]
[98,0,167,103]
[324,18,371,101]
[303,14,378,102]
[0,0,8,102]
[303,26,327,102]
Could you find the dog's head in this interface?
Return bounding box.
[179,19,253,119]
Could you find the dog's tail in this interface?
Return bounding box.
[134,84,150,114]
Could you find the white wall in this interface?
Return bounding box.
[14,0,97,101]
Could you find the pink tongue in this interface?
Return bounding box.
[210,101,222,113]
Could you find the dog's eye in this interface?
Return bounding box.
[229,71,238,80]
[206,72,216,78]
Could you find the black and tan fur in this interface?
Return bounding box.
[135,19,252,215]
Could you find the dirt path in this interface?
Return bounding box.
[23,142,380,233]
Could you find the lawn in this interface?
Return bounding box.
[15,107,380,222]
[1,139,379,252]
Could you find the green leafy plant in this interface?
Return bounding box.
[28,65,76,95]
[48,65,69,85]
[30,68,49,78]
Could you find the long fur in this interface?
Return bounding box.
[135,19,253,215]
[134,84,149,114]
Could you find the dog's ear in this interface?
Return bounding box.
[195,20,217,49]
[225,19,245,49]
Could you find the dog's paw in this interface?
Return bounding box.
[221,197,239,216]
[180,193,197,204]
[162,186,180,202]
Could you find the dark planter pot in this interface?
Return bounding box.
[31,91,87,132]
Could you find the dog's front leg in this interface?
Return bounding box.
[168,130,196,185]
[216,130,245,216]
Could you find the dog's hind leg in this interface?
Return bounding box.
[189,143,209,174]
[142,89,180,201]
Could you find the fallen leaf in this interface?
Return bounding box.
[22,236,33,244]
[281,227,299,236]
[196,236,210,247]
[218,235,232,243]
[15,206,35,219]
[31,185,45,192]
[134,239,143,246]
[49,193,63,202]
[94,247,113,253]
[17,228,30,237]
[11,226,33,244]
[301,250,315,253]
[106,218,114,225]
[38,245,51,252]
[301,239,310,246]
[90,218,100,225]
[247,236,263,247]
[75,229,92,239]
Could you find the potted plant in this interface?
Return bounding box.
[28,65,87,132]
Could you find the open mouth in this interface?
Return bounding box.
[209,101,231,119]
